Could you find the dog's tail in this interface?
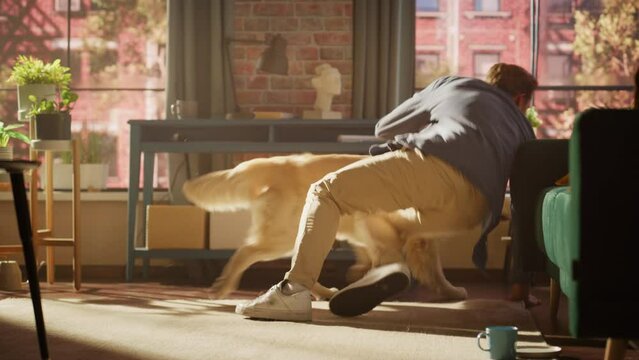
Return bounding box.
[182,167,255,212]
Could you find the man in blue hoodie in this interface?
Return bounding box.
[236,63,538,321]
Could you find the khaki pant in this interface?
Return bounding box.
[285,149,489,289]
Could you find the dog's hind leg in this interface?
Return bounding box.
[344,242,373,283]
[311,283,338,300]
[209,242,290,299]
[404,236,467,301]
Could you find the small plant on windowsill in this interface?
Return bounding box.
[7,56,71,121]
[28,89,79,141]
[55,129,115,191]
[526,106,542,129]
[0,120,31,160]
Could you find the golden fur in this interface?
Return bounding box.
[183,153,469,300]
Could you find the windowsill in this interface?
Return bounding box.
[464,11,511,19]
[416,11,445,18]
[0,190,169,202]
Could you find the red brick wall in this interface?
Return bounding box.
[232,0,353,118]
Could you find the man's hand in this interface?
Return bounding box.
[369,141,404,156]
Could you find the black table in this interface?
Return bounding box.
[0,160,48,359]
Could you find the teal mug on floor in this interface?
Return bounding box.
[476,325,518,360]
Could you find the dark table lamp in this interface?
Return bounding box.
[226,34,288,120]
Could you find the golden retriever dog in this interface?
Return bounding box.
[182,153,470,301]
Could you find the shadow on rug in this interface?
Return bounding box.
[1,295,549,360]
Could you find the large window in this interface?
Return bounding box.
[415,0,637,140]
[0,0,167,188]
[534,0,636,139]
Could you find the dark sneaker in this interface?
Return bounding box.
[329,262,410,317]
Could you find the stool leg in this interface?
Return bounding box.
[72,139,81,291]
[10,172,49,359]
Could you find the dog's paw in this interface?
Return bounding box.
[313,287,338,301]
[208,278,231,300]
[445,286,468,300]
[431,286,467,302]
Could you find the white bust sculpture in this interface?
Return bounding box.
[303,63,343,119]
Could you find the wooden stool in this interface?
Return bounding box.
[30,139,81,291]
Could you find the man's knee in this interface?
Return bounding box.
[309,173,338,198]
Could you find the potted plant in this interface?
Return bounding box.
[7,56,71,121]
[51,129,114,190]
[0,120,31,160]
[28,89,79,141]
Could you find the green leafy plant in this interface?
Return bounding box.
[525,106,542,128]
[7,55,72,88]
[0,120,31,147]
[28,89,79,117]
[60,130,116,164]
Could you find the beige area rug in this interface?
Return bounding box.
[0,296,550,360]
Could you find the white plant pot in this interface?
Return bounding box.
[49,163,109,190]
[17,84,57,122]
[0,146,13,160]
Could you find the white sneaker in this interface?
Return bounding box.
[235,281,312,322]
[329,262,411,317]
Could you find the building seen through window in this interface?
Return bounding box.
[414,0,637,140]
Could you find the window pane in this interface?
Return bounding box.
[71,89,167,188]
[0,0,167,189]
[535,89,635,139]
[538,0,637,87]
[415,1,529,88]
[0,1,70,124]
[73,2,167,89]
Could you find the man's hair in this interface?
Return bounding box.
[485,63,538,103]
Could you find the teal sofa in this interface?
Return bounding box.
[538,109,639,360]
